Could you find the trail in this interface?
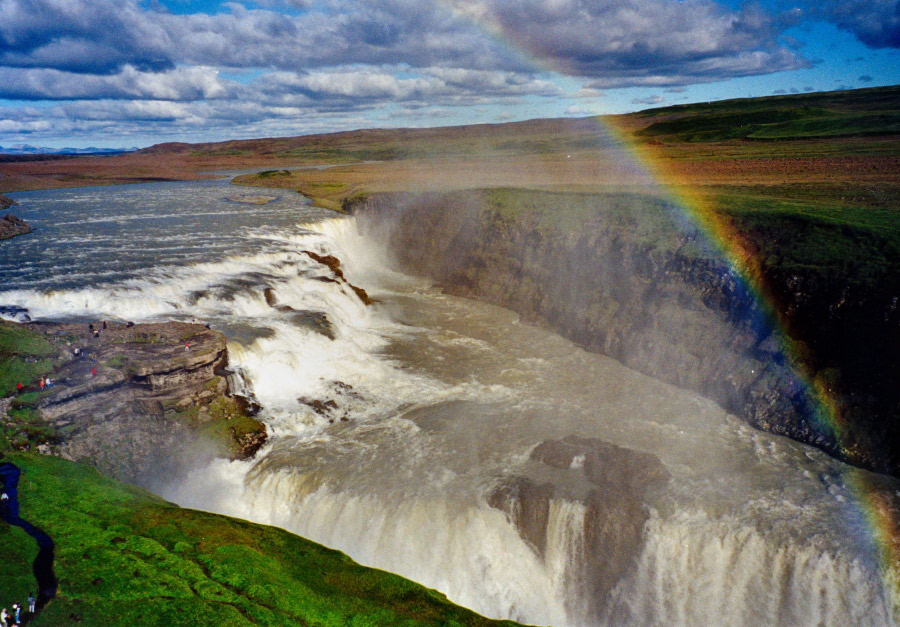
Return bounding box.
[0,461,58,611]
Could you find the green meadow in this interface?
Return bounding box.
[0,452,523,627]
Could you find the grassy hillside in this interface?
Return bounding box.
[632,86,900,142]
[0,451,523,627]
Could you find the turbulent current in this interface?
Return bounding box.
[2,177,898,626]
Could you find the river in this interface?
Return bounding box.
[1,176,897,626]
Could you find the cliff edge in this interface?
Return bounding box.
[2,321,266,486]
[352,189,900,477]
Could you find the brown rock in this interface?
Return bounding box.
[489,435,669,620]
[0,214,32,240]
[303,250,374,306]
[25,321,266,486]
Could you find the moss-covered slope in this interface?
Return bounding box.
[0,452,525,627]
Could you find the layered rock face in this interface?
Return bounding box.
[352,190,899,476]
[490,436,669,620]
[30,321,265,485]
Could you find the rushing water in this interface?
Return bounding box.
[2,178,898,626]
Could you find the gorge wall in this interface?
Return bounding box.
[9,321,266,486]
[351,189,900,477]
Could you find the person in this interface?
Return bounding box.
[39,377,45,390]
[11,603,19,623]
[91,367,97,377]
[102,321,107,329]
[45,377,53,388]
[185,342,190,351]
[15,382,22,394]
[93,330,100,338]
[26,594,34,614]
[1,606,8,627]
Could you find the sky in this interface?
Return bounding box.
[0,0,898,149]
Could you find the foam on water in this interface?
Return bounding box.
[602,509,894,627]
[5,181,899,626]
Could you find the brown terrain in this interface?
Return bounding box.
[2,101,898,204]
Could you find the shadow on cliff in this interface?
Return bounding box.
[349,188,899,477]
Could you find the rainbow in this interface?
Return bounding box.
[609,124,900,615]
[443,0,900,616]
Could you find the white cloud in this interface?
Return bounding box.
[446,0,810,86]
[631,95,664,105]
[0,66,229,101]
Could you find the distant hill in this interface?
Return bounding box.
[134,85,900,160]
[631,85,900,141]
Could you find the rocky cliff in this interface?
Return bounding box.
[10,321,266,486]
[490,436,669,619]
[351,189,900,476]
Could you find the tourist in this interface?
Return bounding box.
[15,382,22,394]
[91,367,97,377]
[45,377,53,388]
[102,321,107,329]
[26,594,34,614]
[1,606,8,627]
[12,603,19,623]
[185,342,190,351]
[39,377,45,390]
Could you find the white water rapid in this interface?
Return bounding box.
[2,180,897,626]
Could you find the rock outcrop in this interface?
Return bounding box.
[489,436,669,620]
[0,214,31,240]
[25,321,266,486]
[351,189,900,476]
[0,194,17,210]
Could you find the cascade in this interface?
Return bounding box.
[2,181,896,627]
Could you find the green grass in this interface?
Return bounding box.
[0,325,55,357]
[1,407,56,451]
[476,184,900,286]
[0,323,66,453]
[482,188,711,260]
[708,187,900,282]
[633,85,900,142]
[0,323,60,397]
[196,397,266,457]
[0,453,524,627]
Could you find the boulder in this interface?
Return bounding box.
[0,214,32,240]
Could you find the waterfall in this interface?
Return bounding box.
[4,182,897,627]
